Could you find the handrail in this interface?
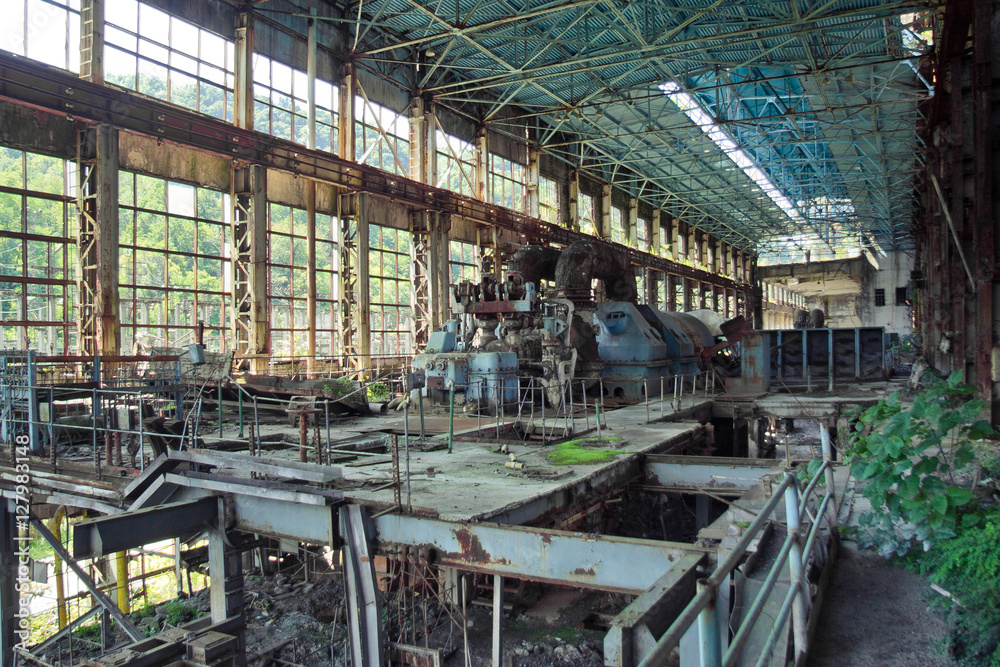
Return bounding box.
[637,455,838,667]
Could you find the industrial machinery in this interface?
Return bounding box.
[412,240,753,410]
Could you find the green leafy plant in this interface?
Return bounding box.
[845,370,993,557]
[366,381,390,402]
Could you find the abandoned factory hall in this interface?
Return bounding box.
[0,0,998,666]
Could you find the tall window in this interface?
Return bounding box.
[578,193,597,236]
[267,204,339,360]
[119,173,229,353]
[436,131,476,198]
[0,147,76,353]
[610,206,625,244]
[5,0,81,73]
[637,216,650,251]
[489,156,525,211]
[539,176,559,224]
[356,98,408,176]
[874,288,886,307]
[449,241,478,286]
[104,0,234,120]
[369,226,411,357]
[253,53,338,151]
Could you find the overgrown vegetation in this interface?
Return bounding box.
[846,370,1000,665]
[545,437,623,466]
[846,371,990,557]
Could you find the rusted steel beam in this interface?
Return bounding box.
[0,51,749,296]
[371,514,708,594]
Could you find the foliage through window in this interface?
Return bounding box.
[489,155,524,211]
[369,225,411,357]
[355,98,408,176]
[636,216,649,251]
[449,241,478,286]
[118,173,228,353]
[253,53,338,150]
[0,147,76,352]
[436,131,476,198]
[538,176,559,224]
[5,0,81,73]
[105,0,234,120]
[267,204,339,360]
[610,206,625,244]
[578,193,596,236]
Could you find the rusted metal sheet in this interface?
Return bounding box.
[371,514,708,594]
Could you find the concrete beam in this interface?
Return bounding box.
[372,515,707,594]
[644,456,776,494]
[73,496,218,559]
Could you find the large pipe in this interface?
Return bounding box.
[554,240,638,302]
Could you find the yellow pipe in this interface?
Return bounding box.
[115,551,130,613]
[48,507,67,629]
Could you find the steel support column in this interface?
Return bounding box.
[233,10,254,130]
[230,165,268,374]
[75,124,119,357]
[80,0,105,84]
[341,505,385,666]
[526,144,540,219]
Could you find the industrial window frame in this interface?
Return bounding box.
[874,288,886,307]
[609,206,625,244]
[578,193,597,236]
[0,147,77,354]
[435,130,476,198]
[355,97,409,177]
[266,203,340,362]
[5,0,81,74]
[253,52,338,151]
[538,176,559,224]
[118,172,229,353]
[489,155,525,212]
[895,286,908,306]
[449,240,478,286]
[369,225,411,358]
[104,0,234,121]
[636,216,650,252]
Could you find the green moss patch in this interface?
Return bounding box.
[545,437,623,466]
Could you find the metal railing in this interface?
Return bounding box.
[637,439,838,667]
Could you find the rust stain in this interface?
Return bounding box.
[453,528,510,566]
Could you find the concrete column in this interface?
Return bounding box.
[526,144,540,219]
[567,170,579,231]
[650,209,661,255]
[233,10,254,130]
[408,97,437,185]
[209,527,246,666]
[748,418,764,458]
[474,130,488,202]
[669,217,679,261]
[338,64,356,162]
[492,574,504,667]
[599,183,612,240]
[627,198,638,248]
[80,0,105,83]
